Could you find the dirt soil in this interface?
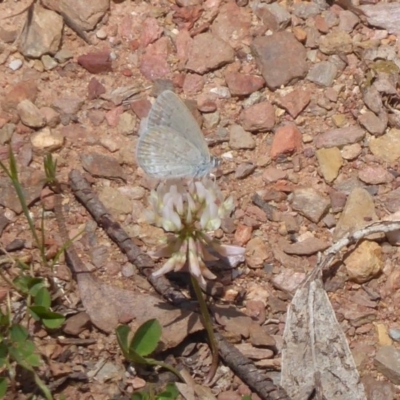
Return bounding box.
[0,0,400,399]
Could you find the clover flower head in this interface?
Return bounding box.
[146,178,245,287]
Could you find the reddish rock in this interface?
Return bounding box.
[186,32,234,74]
[270,124,303,159]
[358,165,394,185]
[88,77,106,100]
[140,17,163,48]
[78,51,112,74]
[240,101,275,132]
[175,29,192,68]
[314,15,329,33]
[183,73,204,95]
[173,5,203,30]
[121,68,133,77]
[234,224,252,246]
[105,106,124,127]
[130,98,152,119]
[2,80,38,111]
[276,88,311,118]
[140,37,172,80]
[211,2,251,47]
[315,126,365,148]
[225,72,265,96]
[197,94,217,112]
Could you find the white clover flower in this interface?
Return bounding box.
[145,178,245,287]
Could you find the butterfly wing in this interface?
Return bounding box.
[146,90,210,158]
[136,126,206,179]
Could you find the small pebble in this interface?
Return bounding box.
[96,27,108,40]
[389,328,400,342]
[8,59,23,71]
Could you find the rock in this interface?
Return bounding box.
[53,95,84,117]
[18,4,63,58]
[130,98,152,119]
[252,32,308,89]
[341,143,362,160]
[374,346,400,384]
[319,29,353,54]
[88,78,106,100]
[140,38,172,80]
[306,61,338,87]
[270,124,303,159]
[291,188,330,223]
[17,100,46,128]
[225,72,265,96]
[246,237,270,269]
[186,32,234,74]
[333,188,378,241]
[234,224,253,246]
[249,324,275,347]
[315,125,365,148]
[358,165,394,185]
[31,128,64,152]
[262,167,287,183]
[118,112,136,135]
[40,107,60,128]
[2,81,38,112]
[362,85,383,114]
[229,125,256,150]
[54,49,74,63]
[361,374,395,400]
[81,153,126,181]
[358,111,387,136]
[140,17,163,48]
[41,55,58,70]
[361,3,400,35]
[316,147,343,183]
[203,111,219,130]
[211,2,251,47]
[375,323,393,347]
[264,3,291,29]
[78,51,112,74]
[218,391,241,400]
[271,268,306,293]
[98,186,132,215]
[41,0,109,31]
[197,94,218,112]
[240,101,275,132]
[381,188,400,213]
[389,328,400,342]
[276,88,311,118]
[235,162,256,179]
[182,73,204,95]
[8,59,23,71]
[283,237,330,256]
[369,128,400,163]
[344,241,383,283]
[63,312,91,335]
[338,10,360,33]
[293,2,321,18]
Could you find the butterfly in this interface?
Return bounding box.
[136,90,220,179]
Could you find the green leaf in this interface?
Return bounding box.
[116,325,130,357]
[9,324,28,343]
[28,307,65,329]
[13,276,43,295]
[0,377,8,398]
[131,392,149,400]
[34,287,51,308]
[157,383,179,399]
[25,353,42,368]
[241,396,252,400]
[130,319,161,357]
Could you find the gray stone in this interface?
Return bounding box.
[252,31,308,90]
[17,99,46,128]
[374,346,400,384]
[229,124,255,149]
[291,188,330,223]
[358,111,387,136]
[307,61,338,87]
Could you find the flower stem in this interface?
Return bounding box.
[190,275,219,384]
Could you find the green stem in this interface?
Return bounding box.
[190,275,219,384]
